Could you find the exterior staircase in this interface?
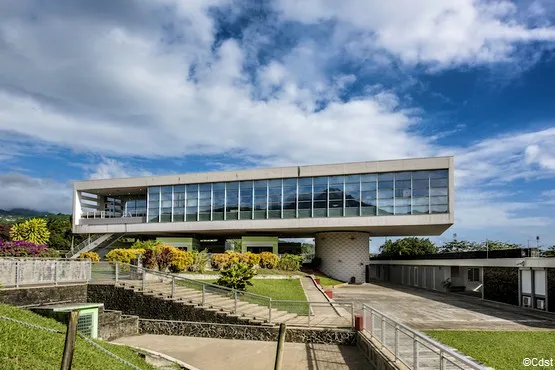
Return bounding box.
[116,280,299,326]
[66,233,125,259]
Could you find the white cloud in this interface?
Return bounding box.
[86,158,153,180]
[0,173,71,213]
[276,0,555,67]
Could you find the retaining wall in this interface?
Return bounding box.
[0,284,87,306]
[139,319,356,345]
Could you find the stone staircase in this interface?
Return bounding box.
[117,280,299,326]
[98,308,139,341]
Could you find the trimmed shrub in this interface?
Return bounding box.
[38,248,61,258]
[105,248,145,264]
[79,251,100,262]
[211,253,230,270]
[169,250,194,273]
[0,240,48,257]
[190,249,210,273]
[278,254,303,271]
[217,262,256,290]
[259,252,279,269]
[240,252,261,267]
[10,218,50,245]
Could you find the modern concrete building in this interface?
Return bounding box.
[71,156,454,282]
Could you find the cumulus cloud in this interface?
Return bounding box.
[85,158,153,180]
[276,0,555,67]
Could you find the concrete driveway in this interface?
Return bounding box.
[332,282,555,330]
[115,335,369,370]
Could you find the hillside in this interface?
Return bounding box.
[0,304,156,370]
[0,209,61,224]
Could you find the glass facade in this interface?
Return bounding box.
[146,169,449,222]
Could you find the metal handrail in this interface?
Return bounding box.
[362,304,484,369]
[66,234,104,258]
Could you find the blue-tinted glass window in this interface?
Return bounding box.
[225,182,239,220]
[240,181,253,220]
[283,178,297,218]
[429,170,448,213]
[395,172,411,215]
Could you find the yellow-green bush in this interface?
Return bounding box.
[211,253,230,270]
[79,251,100,262]
[259,252,279,269]
[10,218,50,245]
[169,249,194,273]
[278,254,303,271]
[240,252,261,267]
[105,248,145,264]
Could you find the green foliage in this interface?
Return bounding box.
[37,248,61,258]
[542,245,555,257]
[301,243,315,255]
[259,251,280,269]
[169,250,194,273]
[189,249,210,273]
[379,237,438,257]
[10,218,50,245]
[131,239,161,250]
[229,239,243,252]
[0,303,156,370]
[440,239,523,253]
[278,254,303,271]
[105,248,145,264]
[45,214,82,250]
[79,251,100,262]
[216,262,256,290]
[240,251,261,267]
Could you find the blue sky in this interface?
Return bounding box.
[0,0,555,249]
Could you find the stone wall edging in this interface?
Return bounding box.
[138,318,356,345]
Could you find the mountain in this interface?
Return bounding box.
[0,208,52,217]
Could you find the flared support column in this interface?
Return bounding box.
[315,231,370,283]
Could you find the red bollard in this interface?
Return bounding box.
[314,278,321,286]
[324,290,333,299]
[354,314,364,331]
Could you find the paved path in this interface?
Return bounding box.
[300,276,337,315]
[333,282,555,330]
[114,335,369,370]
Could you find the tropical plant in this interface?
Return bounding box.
[105,248,145,264]
[239,251,261,267]
[154,245,176,271]
[189,249,210,273]
[142,249,158,269]
[37,248,61,258]
[217,262,256,290]
[0,240,49,257]
[10,218,50,245]
[169,250,194,273]
[379,237,438,257]
[211,253,231,270]
[131,239,161,250]
[0,224,11,242]
[79,251,100,262]
[278,254,303,271]
[259,251,280,269]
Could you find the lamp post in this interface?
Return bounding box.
[536,236,540,249]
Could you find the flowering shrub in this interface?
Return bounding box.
[259,252,280,269]
[0,240,49,257]
[79,251,100,262]
[169,250,194,273]
[211,253,230,270]
[239,252,261,267]
[105,248,145,264]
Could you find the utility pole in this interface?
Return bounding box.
[60,310,79,370]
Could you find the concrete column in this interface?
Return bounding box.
[315,231,370,283]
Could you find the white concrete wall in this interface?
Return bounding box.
[315,231,369,283]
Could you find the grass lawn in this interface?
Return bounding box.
[0,304,156,370]
[425,330,555,369]
[313,272,344,287]
[192,278,307,301]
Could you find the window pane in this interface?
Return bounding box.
[226,181,239,190]
[378,181,394,189]
[361,182,377,191]
[240,181,253,189]
[345,175,360,183]
[431,205,448,213]
[378,173,394,181]
[395,206,411,215]
[431,178,448,188]
[378,190,394,199]
[413,197,429,206]
[161,186,172,193]
[413,205,429,214]
[361,206,376,216]
[329,192,343,200]
[430,196,448,205]
[148,187,160,194]
[412,171,429,180]
[187,184,198,193]
[378,206,394,215]
[413,188,429,197]
[430,170,448,179]
[361,174,377,183]
[395,198,411,206]
[283,178,297,187]
[395,172,411,180]
[379,199,394,207]
[298,178,312,186]
[430,188,448,196]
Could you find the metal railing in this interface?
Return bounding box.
[0,258,92,288]
[90,262,354,328]
[361,304,484,369]
[81,211,146,219]
[66,234,104,258]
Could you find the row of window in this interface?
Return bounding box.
[145,170,449,223]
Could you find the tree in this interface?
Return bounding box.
[440,240,480,253]
[379,237,437,257]
[10,218,50,245]
[543,246,555,257]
